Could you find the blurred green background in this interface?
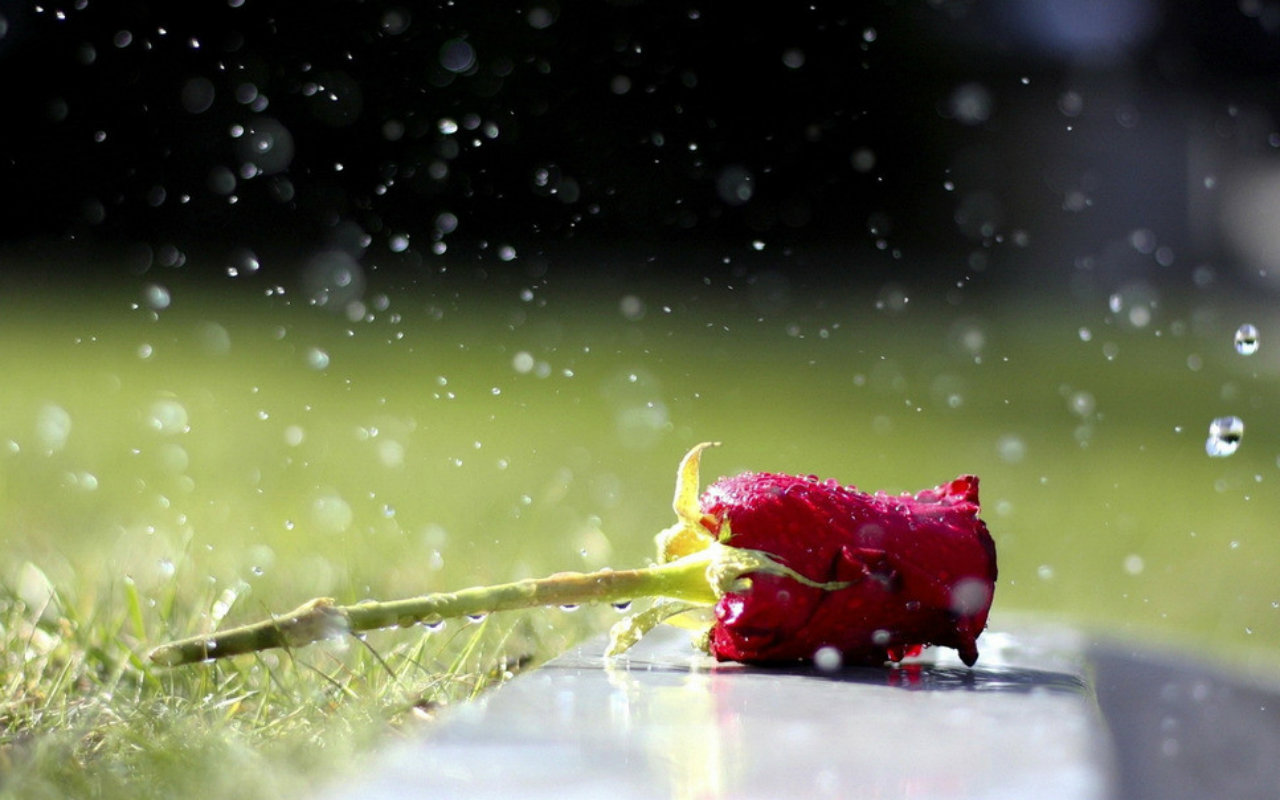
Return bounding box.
[3,266,1275,673]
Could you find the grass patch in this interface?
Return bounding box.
[0,569,587,799]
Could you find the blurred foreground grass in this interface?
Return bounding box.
[1,269,1277,798]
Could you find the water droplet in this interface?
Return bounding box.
[1123,554,1145,575]
[512,351,535,373]
[1205,416,1244,457]
[715,165,754,205]
[310,492,353,533]
[948,82,993,125]
[995,433,1026,463]
[812,645,843,672]
[611,601,632,612]
[36,404,73,452]
[1037,564,1055,580]
[1234,323,1259,356]
[465,613,488,624]
[619,294,646,321]
[1068,390,1095,418]
[306,347,330,370]
[558,604,580,612]
[424,619,446,632]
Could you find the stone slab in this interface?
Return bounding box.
[328,623,1115,799]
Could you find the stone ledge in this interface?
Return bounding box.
[327,622,1116,799]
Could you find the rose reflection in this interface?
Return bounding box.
[606,652,1090,800]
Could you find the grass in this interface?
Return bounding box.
[1,268,1278,797]
[1,568,584,799]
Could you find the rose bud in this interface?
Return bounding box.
[651,443,997,666]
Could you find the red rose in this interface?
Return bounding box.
[697,470,997,666]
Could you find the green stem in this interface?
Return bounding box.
[148,550,721,666]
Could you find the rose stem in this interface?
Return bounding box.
[148,553,719,667]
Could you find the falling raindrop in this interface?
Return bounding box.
[305,347,331,370]
[1205,416,1244,457]
[1234,323,1259,356]
[812,645,843,672]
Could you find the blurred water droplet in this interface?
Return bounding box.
[949,82,993,125]
[995,433,1026,463]
[305,347,330,370]
[1234,323,1259,356]
[715,165,754,206]
[439,39,476,73]
[466,613,488,624]
[1205,416,1244,457]
[619,294,645,321]
[559,604,580,612]
[143,283,171,310]
[611,601,632,612]
[512,351,535,374]
[813,645,843,672]
[1068,390,1095,418]
[1123,554,1145,575]
[1037,564,1055,580]
[311,492,353,533]
[35,404,72,452]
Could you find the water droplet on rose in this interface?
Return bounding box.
[948,578,991,615]
[1234,323,1259,355]
[1205,416,1244,457]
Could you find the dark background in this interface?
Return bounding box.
[1,0,1279,290]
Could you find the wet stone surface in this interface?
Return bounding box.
[326,623,1116,799]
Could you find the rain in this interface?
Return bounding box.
[0,2,1278,798]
